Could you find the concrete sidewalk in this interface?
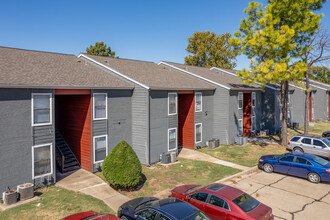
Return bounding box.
[178,148,249,170]
[56,169,129,212]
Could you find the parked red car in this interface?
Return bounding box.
[170,183,273,220]
[62,211,120,220]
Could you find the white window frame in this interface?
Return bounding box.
[195,92,202,112]
[31,93,52,127]
[32,143,53,179]
[195,123,202,144]
[93,93,108,120]
[168,92,177,116]
[93,135,108,164]
[168,128,177,152]
[238,92,243,109]
[238,119,243,136]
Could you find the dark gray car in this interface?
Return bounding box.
[287,135,330,159]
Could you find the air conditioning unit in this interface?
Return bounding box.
[17,183,34,200]
[235,137,243,145]
[208,139,220,149]
[170,151,177,163]
[260,130,269,136]
[2,190,17,205]
[161,153,171,164]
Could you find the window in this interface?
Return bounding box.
[195,123,202,143]
[238,119,243,136]
[195,92,202,112]
[313,140,325,147]
[32,144,52,178]
[206,184,225,192]
[190,192,208,202]
[209,195,230,210]
[32,93,52,126]
[137,209,158,220]
[232,193,260,213]
[301,138,312,145]
[93,135,107,163]
[93,93,107,120]
[295,157,311,165]
[280,156,294,162]
[238,92,243,109]
[168,128,177,151]
[252,92,256,107]
[290,137,301,142]
[159,214,170,220]
[168,93,177,115]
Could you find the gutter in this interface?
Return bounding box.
[78,54,150,90]
[0,84,134,90]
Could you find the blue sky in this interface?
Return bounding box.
[1,0,329,70]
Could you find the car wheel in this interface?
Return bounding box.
[121,216,128,220]
[293,147,304,153]
[307,172,320,183]
[263,163,273,173]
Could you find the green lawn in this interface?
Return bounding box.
[97,158,240,199]
[0,186,114,220]
[198,143,288,167]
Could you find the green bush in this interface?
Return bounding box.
[102,141,142,189]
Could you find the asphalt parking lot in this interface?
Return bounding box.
[220,170,330,220]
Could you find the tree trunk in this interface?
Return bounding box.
[281,81,289,146]
[304,68,310,135]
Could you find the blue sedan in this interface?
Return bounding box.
[258,152,330,183]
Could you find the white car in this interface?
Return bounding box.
[287,135,330,160]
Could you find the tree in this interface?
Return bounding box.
[86,42,117,57]
[311,66,330,84]
[299,27,330,134]
[184,31,237,69]
[230,0,325,146]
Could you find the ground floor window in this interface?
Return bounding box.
[168,128,177,151]
[32,144,52,178]
[94,135,108,163]
[238,119,243,136]
[195,123,202,143]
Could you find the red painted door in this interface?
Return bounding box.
[243,93,251,137]
[309,92,312,122]
[178,94,195,149]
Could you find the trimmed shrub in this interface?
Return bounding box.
[102,141,142,189]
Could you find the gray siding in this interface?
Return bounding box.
[0,89,33,195]
[92,89,133,172]
[132,87,149,165]
[262,87,277,133]
[255,91,262,133]
[290,88,305,127]
[311,85,328,121]
[149,91,177,164]
[31,89,55,188]
[229,91,239,144]
[194,90,214,148]
[0,89,55,196]
[212,88,231,145]
[108,90,132,152]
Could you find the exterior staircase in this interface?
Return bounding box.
[55,129,80,173]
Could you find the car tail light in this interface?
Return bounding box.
[326,169,330,173]
[288,141,290,145]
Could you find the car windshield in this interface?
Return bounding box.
[185,186,203,194]
[232,193,260,213]
[183,211,211,220]
[322,138,330,147]
[310,155,329,166]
